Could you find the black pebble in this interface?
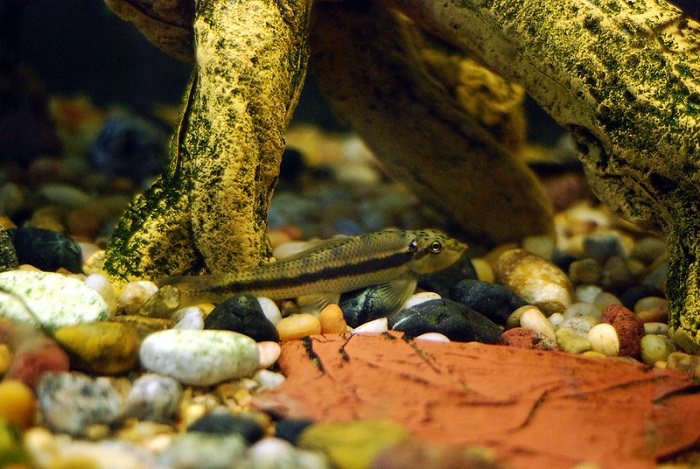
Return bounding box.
[274,418,314,444]
[620,284,665,310]
[187,411,264,444]
[449,279,526,324]
[204,293,279,342]
[340,285,397,328]
[8,226,82,273]
[388,299,501,343]
[417,252,477,297]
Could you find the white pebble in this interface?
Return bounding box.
[520,307,556,341]
[352,317,388,335]
[587,323,620,356]
[561,315,599,337]
[257,341,282,369]
[402,292,441,310]
[253,370,286,390]
[139,329,260,386]
[643,322,669,335]
[414,332,450,343]
[564,302,602,321]
[78,242,101,265]
[118,280,158,314]
[173,307,205,330]
[84,273,117,316]
[257,297,282,325]
[248,437,328,468]
[548,312,565,328]
[575,285,602,304]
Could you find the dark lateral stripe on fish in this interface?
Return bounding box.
[205,249,415,295]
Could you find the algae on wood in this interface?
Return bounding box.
[104,0,312,280]
[388,0,700,351]
[311,3,553,245]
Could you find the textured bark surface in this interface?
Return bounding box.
[311,3,553,245]
[388,0,700,351]
[259,333,700,469]
[104,0,311,280]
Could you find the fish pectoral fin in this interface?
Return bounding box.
[375,275,418,314]
[297,292,341,314]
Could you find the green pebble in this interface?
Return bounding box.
[555,327,592,354]
[640,334,673,366]
[0,417,27,466]
[298,419,411,469]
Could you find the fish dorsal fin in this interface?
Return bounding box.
[274,235,351,262]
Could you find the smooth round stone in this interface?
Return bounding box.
[555,328,592,354]
[630,236,667,264]
[642,258,667,290]
[389,299,501,343]
[188,410,265,444]
[568,258,602,285]
[0,380,35,428]
[600,256,635,292]
[522,235,555,261]
[258,341,282,369]
[403,292,442,310]
[275,418,315,445]
[575,284,603,304]
[637,304,669,323]
[253,369,286,390]
[257,297,282,325]
[583,232,627,263]
[118,280,158,315]
[620,285,665,310]
[496,248,573,316]
[112,315,171,338]
[0,417,25,465]
[123,374,182,423]
[561,316,598,337]
[38,183,90,209]
[139,329,260,386]
[339,284,402,328]
[249,438,329,469]
[0,344,11,375]
[634,296,667,314]
[519,307,555,341]
[54,322,141,374]
[592,291,622,310]
[6,337,70,389]
[505,305,537,330]
[601,304,645,357]
[450,279,526,324]
[0,270,108,331]
[548,312,565,328]
[666,352,700,378]
[352,317,388,335]
[173,307,205,330]
[84,273,118,315]
[204,294,279,342]
[640,335,673,366]
[587,323,620,356]
[414,332,450,343]
[500,327,558,350]
[470,258,494,283]
[37,372,123,437]
[644,322,669,335]
[158,433,247,468]
[416,252,477,297]
[7,227,82,273]
[276,314,321,341]
[319,304,348,334]
[563,302,602,321]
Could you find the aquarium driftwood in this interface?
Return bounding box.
[104,0,311,280]
[387,0,700,351]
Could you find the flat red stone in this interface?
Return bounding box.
[257,332,700,469]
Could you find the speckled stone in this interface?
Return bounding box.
[139,329,260,386]
[123,374,182,423]
[0,226,18,273]
[601,304,645,357]
[37,372,123,437]
[500,327,558,350]
[640,335,673,366]
[204,294,279,342]
[555,328,592,354]
[450,279,526,324]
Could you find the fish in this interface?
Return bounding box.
[155,228,467,311]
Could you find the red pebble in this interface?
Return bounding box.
[601,304,645,357]
[6,337,70,390]
[500,327,559,351]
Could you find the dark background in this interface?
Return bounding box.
[11,0,700,143]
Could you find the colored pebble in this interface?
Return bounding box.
[276,314,321,341]
[555,328,592,354]
[630,236,666,264]
[0,380,35,428]
[600,256,635,292]
[352,317,388,335]
[583,232,627,263]
[204,294,279,342]
[560,315,598,337]
[450,279,526,324]
[568,258,602,285]
[548,312,564,328]
[470,258,494,283]
[587,323,620,356]
[0,417,27,466]
[601,304,644,357]
[640,335,673,366]
[37,372,123,437]
[258,297,282,325]
[158,432,247,468]
[519,307,555,341]
[249,438,329,469]
[563,302,602,321]
[123,373,182,423]
[7,227,83,273]
[298,419,411,469]
[666,352,700,378]
[643,322,669,335]
[389,299,501,343]
[496,248,573,315]
[139,329,260,386]
[54,321,141,374]
[275,418,315,445]
[188,409,265,444]
[505,305,534,330]
[258,341,282,369]
[575,284,602,304]
[634,296,667,314]
[414,332,450,342]
[500,327,558,350]
[0,343,11,374]
[319,304,348,334]
[118,280,158,315]
[0,270,108,331]
[6,337,70,389]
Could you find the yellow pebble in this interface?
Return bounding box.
[470,258,494,283]
[276,313,321,341]
[582,351,607,359]
[319,304,348,334]
[0,344,12,375]
[0,380,35,428]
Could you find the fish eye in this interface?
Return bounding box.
[430,240,442,253]
[408,239,418,252]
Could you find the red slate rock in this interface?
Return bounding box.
[601,304,645,356]
[500,327,559,351]
[6,337,70,390]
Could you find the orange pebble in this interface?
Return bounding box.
[0,380,35,428]
[319,304,348,334]
[276,313,321,341]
